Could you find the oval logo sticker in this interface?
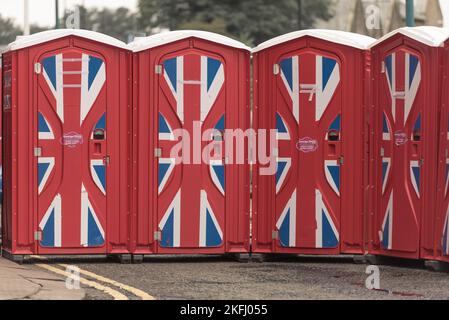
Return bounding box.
[394,131,408,146]
[296,137,318,153]
[61,132,84,148]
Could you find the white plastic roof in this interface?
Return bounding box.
[128,30,251,52]
[6,29,128,51]
[252,29,376,53]
[370,26,449,48]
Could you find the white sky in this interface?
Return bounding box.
[0,0,138,28]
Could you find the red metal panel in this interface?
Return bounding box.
[2,36,131,256]
[433,42,449,263]
[369,35,440,260]
[131,37,250,254]
[253,37,366,254]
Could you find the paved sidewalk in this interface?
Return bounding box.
[0,256,85,300]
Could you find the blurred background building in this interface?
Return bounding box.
[316,0,443,38]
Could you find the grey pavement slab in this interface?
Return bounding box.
[0,257,85,300]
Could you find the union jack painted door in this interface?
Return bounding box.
[377,47,423,256]
[36,48,109,251]
[156,50,226,250]
[274,50,342,250]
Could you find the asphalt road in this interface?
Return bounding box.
[28,255,449,300]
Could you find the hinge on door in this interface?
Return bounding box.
[272,230,279,240]
[103,156,110,166]
[420,158,424,167]
[154,148,162,158]
[34,63,42,74]
[34,231,42,241]
[155,65,163,74]
[154,231,162,241]
[273,64,280,75]
[380,147,385,157]
[339,155,344,165]
[34,147,42,157]
[381,61,386,73]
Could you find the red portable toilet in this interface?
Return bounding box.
[129,31,251,256]
[369,27,449,261]
[252,30,375,255]
[1,30,132,262]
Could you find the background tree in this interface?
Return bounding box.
[60,6,139,42]
[0,16,51,46]
[30,24,51,34]
[138,0,334,46]
[0,14,22,45]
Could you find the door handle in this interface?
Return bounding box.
[94,142,102,154]
[103,156,110,166]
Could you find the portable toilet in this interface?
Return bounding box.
[252,30,375,255]
[128,31,251,256]
[1,30,132,262]
[369,27,449,261]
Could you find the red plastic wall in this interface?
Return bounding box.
[2,52,14,252]
[433,41,449,263]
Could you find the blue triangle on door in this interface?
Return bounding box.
[205,208,222,247]
[161,209,174,248]
[322,210,338,248]
[87,208,104,246]
[279,209,291,247]
[41,209,55,247]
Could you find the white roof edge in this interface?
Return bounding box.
[5,29,128,52]
[252,29,376,53]
[369,26,449,48]
[128,30,251,52]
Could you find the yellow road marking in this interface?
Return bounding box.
[30,256,155,300]
[35,263,129,300]
[30,255,46,260]
[59,263,156,300]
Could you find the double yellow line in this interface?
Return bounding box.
[33,257,155,300]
